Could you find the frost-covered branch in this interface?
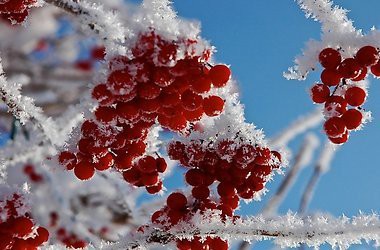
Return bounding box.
[105,212,380,249]
[0,59,62,145]
[299,141,337,213]
[263,133,320,216]
[43,0,128,55]
[269,109,323,148]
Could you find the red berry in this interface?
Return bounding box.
[342,109,363,130]
[352,66,367,81]
[74,161,95,180]
[151,210,165,224]
[203,96,225,117]
[338,58,361,79]
[324,117,346,137]
[192,186,210,200]
[156,158,167,173]
[117,101,140,120]
[10,216,34,237]
[123,168,141,184]
[181,90,203,111]
[320,69,341,86]
[370,61,380,76]
[141,173,159,186]
[29,227,49,246]
[183,107,204,122]
[95,106,117,123]
[94,153,114,171]
[235,144,256,165]
[167,192,187,210]
[153,67,173,87]
[319,48,341,69]
[324,95,347,116]
[92,84,114,105]
[253,147,271,165]
[191,76,212,93]
[329,131,349,144]
[345,86,366,107]
[146,181,163,194]
[168,115,188,131]
[209,64,231,87]
[217,182,236,197]
[185,169,205,186]
[356,45,379,66]
[310,84,330,103]
[137,156,157,173]
[58,151,77,170]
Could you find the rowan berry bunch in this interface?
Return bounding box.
[0,0,37,24]
[0,193,49,249]
[145,137,281,249]
[59,30,230,194]
[310,45,378,144]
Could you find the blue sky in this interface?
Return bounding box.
[165,1,380,249]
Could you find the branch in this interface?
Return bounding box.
[42,0,127,55]
[105,212,380,249]
[0,59,61,145]
[263,133,320,216]
[298,141,337,214]
[269,109,323,148]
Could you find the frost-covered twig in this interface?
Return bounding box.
[263,133,320,216]
[0,59,62,145]
[105,212,380,249]
[298,141,337,214]
[285,0,363,80]
[269,109,323,148]
[43,0,128,55]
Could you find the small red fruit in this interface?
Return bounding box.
[344,86,366,107]
[323,117,346,138]
[167,192,187,210]
[342,109,363,130]
[319,48,341,69]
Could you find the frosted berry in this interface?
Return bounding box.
[203,96,225,117]
[321,69,341,86]
[310,84,330,103]
[167,192,187,210]
[319,48,341,69]
[74,161,95,180]
[342,109,363,130]
[209,64,231,87]
[337,58,361,79]
[324,117,346,137]
[356,45,379,66]
[345,87,366,107]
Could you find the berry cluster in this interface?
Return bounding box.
[168,139,281,201]
[0,0,36,24]
[59,30,230,193]
[310,46,378,144]
[147,139,281,249]
[23,164,44,183]
[0,193,49,249]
